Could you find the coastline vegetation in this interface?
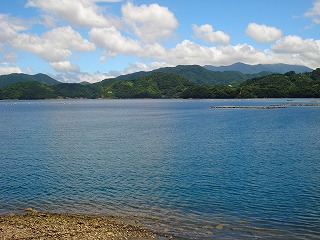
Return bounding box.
[0,69,319,100]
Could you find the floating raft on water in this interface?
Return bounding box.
[210,106,286,109]
[210,103,320,109]
[271,103,320,107]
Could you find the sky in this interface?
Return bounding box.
[0,0,319,83]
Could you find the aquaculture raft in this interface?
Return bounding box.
[210,106,286,109]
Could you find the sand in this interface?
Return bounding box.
[0,209,172,240]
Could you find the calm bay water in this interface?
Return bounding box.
[0,99,319,239]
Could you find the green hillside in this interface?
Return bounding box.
[53,83,100,99]
[116,65,270,85]
[97,72,195,98]
[0,81,57,99]
[238,70,320,98]
[204,62,313,74]
[0,69,319,99]
[0,73,60,88]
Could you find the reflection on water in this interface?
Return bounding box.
[0,99,319,239]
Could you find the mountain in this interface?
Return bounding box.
[97,72,195,98]
[238,69,320,98]
[0,81,57,99]
[115,65,271,85]
[204,62,313,74]
[1,69,319,99]
[0,73,60,88]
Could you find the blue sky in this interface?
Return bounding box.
[0,0,319,82]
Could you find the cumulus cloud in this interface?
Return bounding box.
[121,2,178,42]
[90,27,143,56]
[305,0,320,24]
[1,1,319,78]
[54,71,116,83]
[11,26,95,62]
[89,27,166,58]
[122,62,150,75]
[89,28,319,70]
[246,23,282,43]
[0,52,19,64]
[50,61,80,72]
[77,72,115,83]
[0,14,96,73]
[26,0,120,28]
[192,24,230,45]
[161,40,268,66]
[153,37,319,69]
[91,0,122,2]
[150,61,173,70]
[0,14,30,42]
[271,35,320,64]
[0,66,23,75]
[40,14,56,28]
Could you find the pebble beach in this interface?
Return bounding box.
[0,209,172,240]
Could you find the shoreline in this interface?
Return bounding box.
[0,209,173,239]
[0,97,320,101]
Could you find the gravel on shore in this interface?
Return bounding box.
[0,209,172,240]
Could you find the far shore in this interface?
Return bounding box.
[0,209,172,239]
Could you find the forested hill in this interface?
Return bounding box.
[0,68,319,99]
[116,65,271,85]
[204,62,313,74]
[0,73,60,88]
[96,72,195,98]
[238,69,320,98]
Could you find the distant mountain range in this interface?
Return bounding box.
[1,67,319,100]
[204,62,312,74]
[0,63,315,88]
[1,68,319,100]
[0,73,59,88]
[116,65,271,85]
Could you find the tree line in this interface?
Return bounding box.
[0,69,319,100]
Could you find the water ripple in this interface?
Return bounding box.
[0,99,319,239]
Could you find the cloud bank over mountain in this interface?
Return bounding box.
[0,0,319,82]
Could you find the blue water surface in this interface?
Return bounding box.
[0,99,319,239]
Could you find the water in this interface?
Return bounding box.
[0,99,319,239]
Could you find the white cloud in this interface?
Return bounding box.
[90,27,167,59]
[26,0,120,28]
[161,40,268,66]
[0,14,30,32]
[54,71,116,83]
[121,2,178,42]
[90,27,143,56]
[0,66,23,75]
[246,23,282,43]
[155,38,319,69]
[50,61,80,72]
[40,14,56,28]
[192,24,230,45]
[271,35,320,66]
[11,26,95,62]
[122,62,149,74]
[0,14,30,42]
[272,35,319,54]
[77,72,115,83]
[305,0,320,24]
[0,52,19,64]
[91,0,122,2]
[150,61,173,70]
[90,28,319,70]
